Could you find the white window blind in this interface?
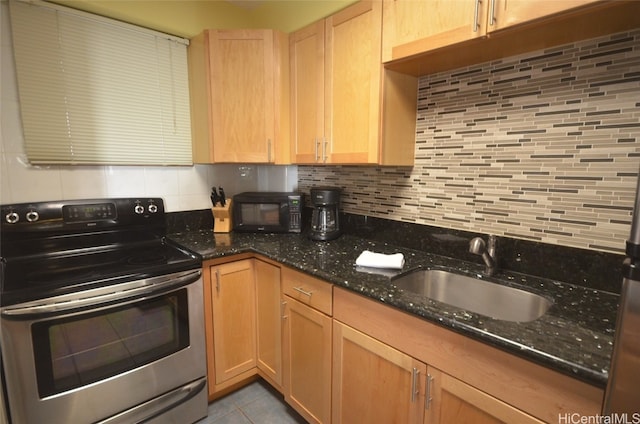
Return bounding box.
[9,0,193,165]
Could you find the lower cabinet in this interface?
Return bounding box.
[204,257,603,423]
[210,260,257,385]
[332,321,426,424]
[331,320,543,424]
[203,257,282,398]
[255,259,283,388]
[283,296,332,424]
[333,286,604,423]
[425,367,543,424]
[282,266,333,424]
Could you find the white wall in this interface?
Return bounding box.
[0,1,296,211]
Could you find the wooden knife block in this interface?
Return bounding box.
[212,199,232,233]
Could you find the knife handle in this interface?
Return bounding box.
[219,187,226,206]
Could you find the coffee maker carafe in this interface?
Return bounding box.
[310,187,341,241]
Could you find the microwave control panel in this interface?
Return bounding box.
[288,195,302,232]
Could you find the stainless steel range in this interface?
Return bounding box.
[0,198,208,424]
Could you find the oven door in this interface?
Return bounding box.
[0,270,207,424]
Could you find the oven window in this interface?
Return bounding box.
[32,289,190,398]
[240,203,280,226]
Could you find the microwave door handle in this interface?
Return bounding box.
[0,269,201,319]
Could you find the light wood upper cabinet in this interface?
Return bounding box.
[384,0,603,62]
[382,0,487,62]
[255,259,283,389]
[488,0,601,32]
[383,0,640,76]
[332,321,426,424]
[325,1,383,164]
[290,21,325,164]
[188,29,290,164]
[290,0,417,166]
[208,260,257,386]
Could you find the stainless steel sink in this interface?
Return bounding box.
[392,269,552,322]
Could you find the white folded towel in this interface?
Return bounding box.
[355,250,405,270]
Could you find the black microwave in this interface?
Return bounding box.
[232,192,303,233]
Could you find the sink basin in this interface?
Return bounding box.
[392,269,552,322]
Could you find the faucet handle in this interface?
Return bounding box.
[486,235,496,257]
[469,235,498,276]
[469,237,486,255]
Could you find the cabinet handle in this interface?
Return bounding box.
[314,137,320,162]
[473,0,481,32]
[215,269,220,293]
[322,137,328,163]
[281,300,287,319]
[411,367,420,403]
[425,373,433,410]
[267,139,272,163]
[489,0,496,26]
[293,286,313,297]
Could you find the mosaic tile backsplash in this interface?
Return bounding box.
[299,30,640,254]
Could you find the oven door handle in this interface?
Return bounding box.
[96,376,207,424]
[0,269,202,319]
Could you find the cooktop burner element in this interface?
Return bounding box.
[0,198,201,306]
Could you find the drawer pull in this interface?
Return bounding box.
[293,286,313,297]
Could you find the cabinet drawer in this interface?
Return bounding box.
[282,267,332,315]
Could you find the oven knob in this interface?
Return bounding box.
[134,205,145,214]
[26,210,39,222]
[5,211,19,224]
[148,204,158,213]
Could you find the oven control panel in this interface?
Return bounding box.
[1,198,164,232]
[63,203,117,222]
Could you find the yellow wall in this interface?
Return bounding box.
[51,0,358,38]
[246,0,356,32]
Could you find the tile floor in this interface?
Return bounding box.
[196,379,307,424]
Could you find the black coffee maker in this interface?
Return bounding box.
[309,187,341,241]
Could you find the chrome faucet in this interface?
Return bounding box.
[469,235,497,276]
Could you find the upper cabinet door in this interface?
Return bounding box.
[188,29,289,164]
[488,0,601,32]
[209,30,275,163]
[290,21,325,164]
[290,0,416,166]
[383,0,488,62]
[325,0,383,164]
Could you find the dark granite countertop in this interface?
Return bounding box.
[169,230,618,388]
